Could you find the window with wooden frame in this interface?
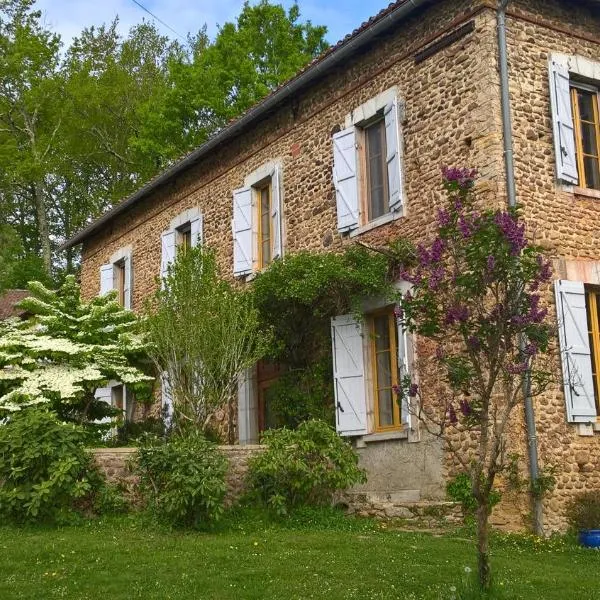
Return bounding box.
[571,83,600,191]
[368,307,401,431]
[256,179,273,269]
[114,260,126,307]
[586,287,600,414]
[360,115,390,224]
[177,223,192,253]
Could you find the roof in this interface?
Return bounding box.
[0,290,30,320]
[60,0,432,251]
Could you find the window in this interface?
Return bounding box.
[257,181,272,269]
[178,224,192,253]
[332,91,403,233]
[363,117,390,221]
[571,84,600,190]
[369,308,401,431]
[160,208,202,279]
[100,250,132,309]
[114,260,126,307]
[586,287,600,414]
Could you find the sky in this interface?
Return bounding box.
[35,0,390,48]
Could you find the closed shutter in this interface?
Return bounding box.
[549,59,578,185]
[232,187,253,276]
[396,311,411,426]
[161,372,173,426]
[331,314,368,436]
[160,230,176,280]
[94,386,113,425]
[555,280,597,422]
[271,166,282,260]
[100,264,114,296]
[384,99,404,213]
[123,253,132,309]
[332,127,359,233]
[190,213,203,247]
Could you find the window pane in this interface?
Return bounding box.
[583,156,600,190]
[366,120,388,220]
[376,351,392,391]
[374,314,390,351]
[260,186,271,265]
[378,388,394,427]
[578,91,595,122]
[581,122,599,156]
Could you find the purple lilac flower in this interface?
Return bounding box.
[494,212,527,255]
[459,398,472,417]
[467,336,481,350]
[445,305,469,325]
[437,208,451,227]
[507,362,528,375]
[524,343,538,356]
[418,244,431,266]
[486,255,496,273]
[458,215,472,238]
[394,305,404,320]
[392,384,401,395]
[448,403,458,425]
[442,166,478,188]
[527,294,548,323]
[430,237,446,262]
[408,384,419,398]
[536,255,552,281]
[429,266,446,290]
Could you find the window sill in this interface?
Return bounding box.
[571,186,600,200]
[348,210,403,238]
[355,429,408,447]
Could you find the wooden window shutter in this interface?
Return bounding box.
[332,127,359,232]
[549,59,578,185]
[555,280,597,422]
[161,372,174,426]
[190,213,203,248]
[232,187,253,276]
[331,314,368,436]
[384,99,404,213]
[271,166,283,260]
[160,230,176,280]
[396,308,411,427]
[100,264,114,296]
[123,253,132,310]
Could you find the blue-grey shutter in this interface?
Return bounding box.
[94,385,113,426]
[161,372,173,426]
[549,59,578,185]
[331,314,368,436]
[384,99,404,213]
[160,230,176,280]
[123,253,132,309]
[100,264,114,296]
[271,166,282,260]
[232,187,253,276]
[190,213,203,248]
[332,127,359,233]
[396,310,411,426]
[555,280,597,422]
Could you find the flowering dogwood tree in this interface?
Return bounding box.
[0,276,153,431]
[395,168,553,590]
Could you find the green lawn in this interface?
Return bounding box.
[0,514,598,599]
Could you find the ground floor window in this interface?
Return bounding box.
[256,361,284,433]
[586,287,600,413]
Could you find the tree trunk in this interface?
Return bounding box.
[34,179,52,276]
[476,501,492,590]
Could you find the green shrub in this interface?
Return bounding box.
[567,491,600,531]
[447,473,501,517]
[135,432,228,527]
[247,419,366,514]
[0,409,104,523]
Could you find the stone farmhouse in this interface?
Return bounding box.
[61,0,600,530]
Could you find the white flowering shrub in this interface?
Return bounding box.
[0,276,154,432]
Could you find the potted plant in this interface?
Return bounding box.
[568,491,600,548]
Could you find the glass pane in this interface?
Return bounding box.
[583,156,600,190]
[378,388,394,427]
[113,386,124,411]
[377,350,392,391]
[581,122,599,156]
[374,315,390,352]
[260,187,271,264]
[366,120,388,220]
[578,90,595,122]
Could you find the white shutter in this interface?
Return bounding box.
[161,372,173,426]
[100,264,114,296]
[549,59,578,185]
[271,166,282,260]
[160,230,176,280]
[94,386,113,425]
[190,213,203,248]
[396,312,411,426]
[331,314,368,436]
[232,187,253,276]
[123,253,132,310]
[555,280,597,422]
[237,369,259,445]
[384,99,404,213]
[332,127,359,233]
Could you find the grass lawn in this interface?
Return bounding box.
[0,512,598,600]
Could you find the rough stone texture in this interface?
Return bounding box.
[80,0,600,532]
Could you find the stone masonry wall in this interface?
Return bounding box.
[81,0,600,532]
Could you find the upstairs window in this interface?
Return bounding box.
[160,207,203,280]
[571,84,600,190]
[257,181,273,269]
[364,116,390,221]
[100,250,132,309]
[114,260,126,307]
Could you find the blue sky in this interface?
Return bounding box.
[35,0,390,48]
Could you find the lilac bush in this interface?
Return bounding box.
[395,167,553,590]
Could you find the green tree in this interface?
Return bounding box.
[0,276,153,433]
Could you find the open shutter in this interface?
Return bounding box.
[232,187,253,276]
[161,373,173,426]
[123,253,132,309]
[271,166,282,260]
[332,127,359,233]
[396,312,411,426]
[384,99,404,213]
[331,314,368,436]
[100,264,114,296]
[549,59,578,185]
[160,230,176,280]
[555,280,597,422]
[190,213,203,248]
[94,386,113,425]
